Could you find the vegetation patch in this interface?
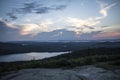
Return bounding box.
[0,48,120,75]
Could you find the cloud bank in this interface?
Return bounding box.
[7,1,67,20]
[66,1,116,36]
[0,0,119,41]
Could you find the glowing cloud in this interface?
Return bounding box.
[66,1,116,36]
[93,25,120,39]
[66,17,100,35]
[93,32,120,39]
[20,24,41,36]
[96,1,116,19]
[20,20,53,36]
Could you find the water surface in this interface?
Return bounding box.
[0,52,68,62]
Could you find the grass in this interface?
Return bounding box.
[0,54,120,73]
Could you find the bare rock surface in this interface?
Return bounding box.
[1,66,120,80]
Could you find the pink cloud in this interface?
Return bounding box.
[93,32,120,39]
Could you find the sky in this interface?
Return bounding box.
[0,0,120,41]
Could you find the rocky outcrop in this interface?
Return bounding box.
[1,66,120,80]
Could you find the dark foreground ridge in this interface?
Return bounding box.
[1,66,120,80]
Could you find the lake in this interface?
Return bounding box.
[0,52,68,62]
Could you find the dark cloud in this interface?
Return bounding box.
[0,20,18,41]
[32,29,76,41]
[0,20,33,41]
[16,2,37,14]
[32,29,102,41]
[54,5,67,10]
[35,6,52,14]
[101,25,110,28]
[7,13,18,20]
[35,5,66,14]
[80,31,101,40]
[83,25,94,29]
[17,3,67,14]
[0,20,107,41]
[6,2,67,20]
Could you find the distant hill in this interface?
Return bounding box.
[0,41,120,55]
[89,42,120,48]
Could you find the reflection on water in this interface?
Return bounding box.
[0,52,68,62]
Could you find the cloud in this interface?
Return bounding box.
[20,24,41,36]
[0,18,17,29]
[1,17,119,41]
[80,31,101,40]
[7,13,18,20]
[1,18,66,38]
[51,31,63,38]
[66,17,100,35]
[93,32,120,39]
[35,5,66,14]
[0,18,21,41]
[0,18,54,41]
[34,29,76,41]
[102,25,120,32]
[96,1,116,19]
[33,29,102,41]
[66,1,116,36]
[55,5,67,10]
[67,17,100,27]
[21,4,66,14]
[0,18,54,37]
[20,20,53,36]
[24,18,31,22]
[93,25,120,39]
[21,2,37,13]
[7,2,67,20]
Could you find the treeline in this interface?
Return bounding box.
[0,42,93,55]
[0,42,120,55]
[46,47,120,59]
